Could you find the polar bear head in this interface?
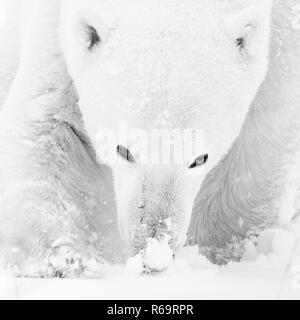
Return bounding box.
[60,0,272,255]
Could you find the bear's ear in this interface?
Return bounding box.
[61,8,103,55]
[224,4,272,57]
[81,23,102,51]
[60,8,104,77]
[74,12,103,53]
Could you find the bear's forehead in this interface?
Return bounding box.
[71,0,231,28]
[73,0,256,15]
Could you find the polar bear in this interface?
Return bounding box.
[0,0,125,277]
[60,0,272,259]
[0,0,281,273]
[187,0,300,264]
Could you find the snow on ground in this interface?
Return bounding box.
[1,223,300,300]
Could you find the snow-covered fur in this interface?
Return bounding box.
[187,0,300,264]
[0,0,124,277]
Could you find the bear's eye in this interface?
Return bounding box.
[236,37,246,51]
[189,154,208,169]
[117,145,136,164]
[85,25,101,50]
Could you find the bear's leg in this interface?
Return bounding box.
[187,0,300,264]
[0,0,125,276]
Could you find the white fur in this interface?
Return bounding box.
[0,0,20,109]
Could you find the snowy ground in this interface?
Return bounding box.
[1,225,300,300]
